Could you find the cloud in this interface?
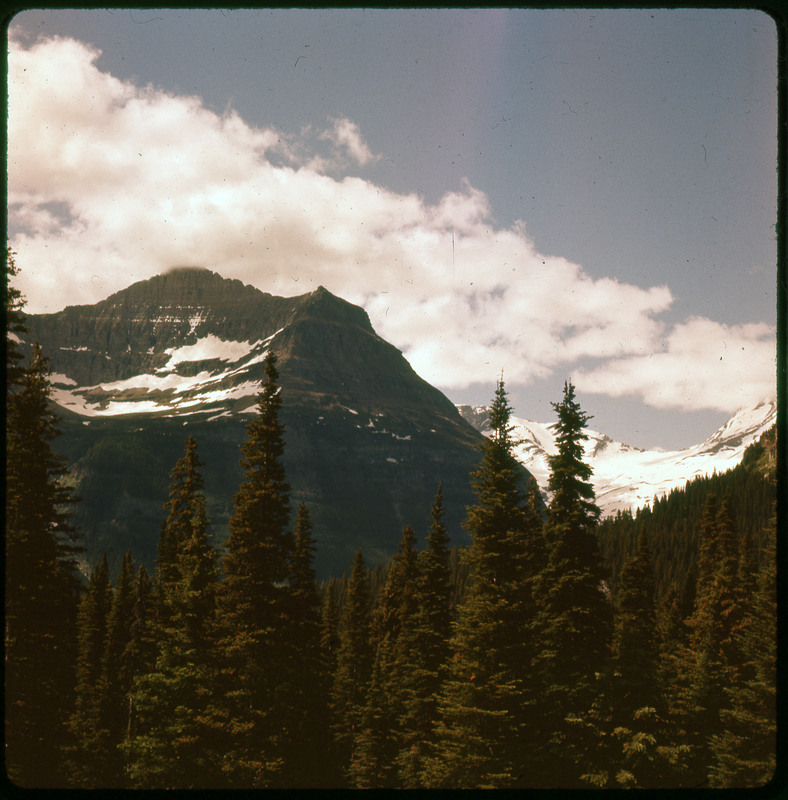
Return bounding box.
[573,317,776,412]
[320,117,380,166]
[7,34,776,416]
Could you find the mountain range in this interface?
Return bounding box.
[458,398,777,516]
[18,266,774,576]
[20,267,508,576]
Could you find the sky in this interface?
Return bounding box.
[6,8,779,450]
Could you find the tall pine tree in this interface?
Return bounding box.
[331,549,373,783]
[124,437,219,788]
[396,486,453,786]
[531,380,612,788]
[427,376,538,788]
[210,351,294,787]
[6,251,82,786]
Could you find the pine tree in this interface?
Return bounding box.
[6,254,83,785]
[279,502,335,786]
[710,513,777,787]
[607,536,689,787]
[124,437,219,788]
[678,493,756,787]
[157,435,206,598]
[210,351,294,787]
[68,554,113,787]
[531,380,612,788]
[95,550,137,786]
[396,486,453,786]
[351,525,419,788]
[331,549,373,782]
[426,376,538,788]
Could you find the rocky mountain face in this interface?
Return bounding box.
[458,399,777,517]
[23,267,525,577]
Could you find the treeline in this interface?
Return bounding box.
[5,251,777,789]
[598,437,776,602]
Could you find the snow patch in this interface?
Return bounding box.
[161,334,258,370]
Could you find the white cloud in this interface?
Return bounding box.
[7,34,776,416]
[573,317,776,412]
[320,117,380,166]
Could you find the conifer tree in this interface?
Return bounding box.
[124,437,219,788]
[352,526,419,787]
[331,549,373,782]
[320,577,340,679]
[348,656,397,787]
[710,514,776,787]
[531,380,612,788]
[427,376,538,788]
[210,351,294,787]
[6,254,83,785]
[396,486,453,786]
[279,502,335,786]
[681,493,752,786]
[68,554,113,787]
[96,550,137,786]
[157,435,206,598]
[607,536,688,787]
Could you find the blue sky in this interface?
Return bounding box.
[7,8,778,449]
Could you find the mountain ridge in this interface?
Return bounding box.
[457,398,777,517]
[19,268,524,576]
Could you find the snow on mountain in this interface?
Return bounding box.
[457,398,776,517]
[49,330,282,418]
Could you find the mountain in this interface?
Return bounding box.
[22,267,531,577]
[457,399,777,517]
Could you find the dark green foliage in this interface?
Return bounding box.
[210,350,294,787]
[426,377,541,788]
[350,526,419,787]
[598,440,775,603]
[157,435,207,598]
[68,554,113,786]
[531,380,612,788]
[124,437,219,788]
[98,550,137,785]
[331,549,373,780]
[5,252,83,787]
[545,380,600,534]
[710,514,777,787]
[395,486,453,786]
[279,502,336,786]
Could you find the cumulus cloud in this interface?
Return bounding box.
[320,117,380,166]
[573,318,776,412]
[7,34,776,415]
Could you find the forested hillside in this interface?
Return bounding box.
[597,432,776,602]
[6,250,777,789]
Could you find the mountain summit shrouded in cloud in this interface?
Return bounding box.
[6,26,776,442]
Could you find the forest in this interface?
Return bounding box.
[5,248,778,790]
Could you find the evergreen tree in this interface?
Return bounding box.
[613,536,660,719]
[426,376,538,788]
[157,435,206,598]
[710,514,777,787]
[6,254,83,785]
[68,554,113,787]
[531,380,612,788]
[607,536,689,787]
[348,656,397,787]
[331,549,373,782]
[210,351,294,787]
[279,502,335,786]
[679,493,754,786]
[351,526,419,788]
[124,437,219,788]
[96,551,137,786]
[396,486,453,786]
